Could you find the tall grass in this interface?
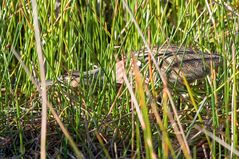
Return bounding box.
[1,0,238,158]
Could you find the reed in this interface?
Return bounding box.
[0,0,238,158]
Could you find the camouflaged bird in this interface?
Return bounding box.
[45,45,221,87]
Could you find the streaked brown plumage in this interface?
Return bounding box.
[128,45,221,84]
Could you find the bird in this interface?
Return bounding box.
[45,45,221,87]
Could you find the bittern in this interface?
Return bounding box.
[45,45,221,87]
